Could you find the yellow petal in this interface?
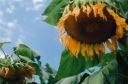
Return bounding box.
[106,40,115,52]
[94,44,100,55]
[58,11,72,29]
[57,19,65,29]
[68,38,80,56]
[107,9,126,26]
[116,26,124,38]
[123,23,128,31]
[99,43,105,53]
[73,6,80,20]
[75,42,80,57]
[111,36,117,49]
[65,35,71,50]
[91,5,97,17]
[82,5,87,13]
[86,5,92,16]
[81,44,88,56]
[87,46,94,58]
[95,3,107,20]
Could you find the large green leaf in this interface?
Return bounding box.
[55,50,86,81]
[55,50,116,81]
[56,75,81,84]
[98,53,116,66]
[55,50,99,81]
[13,44,38,61]
[42,0,69,25]
[45,63,54,74]
[82,59,118,84]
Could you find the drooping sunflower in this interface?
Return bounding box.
[0,66,35,82]
[58,2,128,58]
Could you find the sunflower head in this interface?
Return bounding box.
[58,1,128,58]
[0,66,35,81]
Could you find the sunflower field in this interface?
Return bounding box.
[0,0,128,84]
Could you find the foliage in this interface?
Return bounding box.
[42,0,69,25]
[0,43,46,84]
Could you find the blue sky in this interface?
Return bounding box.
[0,0,63,69]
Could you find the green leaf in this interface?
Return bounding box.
[55,50,86,81]
[42,0,69,25]
[117,50,128,83]
[13,44,38,61]
[19,55,33,63]
[118,34,128,50]
[117,0,128,13]
[98,53,116,66]
[56,75,81,84]
[47,75,56,84]
[82,59,118,84]
[45,63,54,74]
[55,49,117,81]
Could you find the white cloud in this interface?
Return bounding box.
[6,5,16,14]
[32,0,44,11]
[7,20,17,28]
[0,19,18,42]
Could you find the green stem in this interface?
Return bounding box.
[0,48,7,58]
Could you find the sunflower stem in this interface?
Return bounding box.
[0,48,7,59]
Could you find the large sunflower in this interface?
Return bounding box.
[58,2,128,58]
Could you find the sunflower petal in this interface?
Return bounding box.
[86,5,92,16]
[95,3,107,20]
[65,35,71,50]
[68,38,80,56]
[87,46,94,58]
[81,44,88,56]
[99,43,105,53]
[73,6,80,20]
[94,44,100,55]
[116,26,124,38]
[91,5,97,17]
[111,36,117,49]
[106,40,115,51]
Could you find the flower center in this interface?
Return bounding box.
[64,7,117,44]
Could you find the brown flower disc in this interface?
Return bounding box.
[64,7,117,44]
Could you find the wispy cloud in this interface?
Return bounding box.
[6,5,16,14]
[15,34,26,44]
[32,0,44,11]
[0,19,17,42]
[7,20,17,28]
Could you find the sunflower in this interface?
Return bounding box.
[0,66,35,81]
[58,2,128,58]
